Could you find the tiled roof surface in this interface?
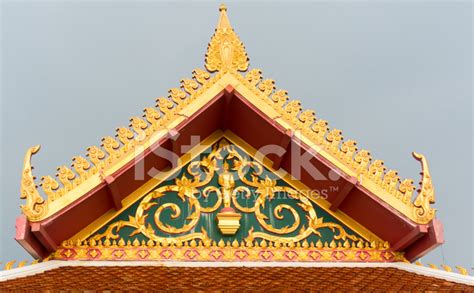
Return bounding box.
[1,266,473,292]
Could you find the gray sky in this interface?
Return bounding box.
[1,1,472,270]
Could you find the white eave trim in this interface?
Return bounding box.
[0,261,472,285]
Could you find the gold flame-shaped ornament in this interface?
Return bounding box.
[412,152,436,223]
[20,145,48,221]
[205,5,249,72]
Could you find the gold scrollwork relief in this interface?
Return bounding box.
[92,140,361,246]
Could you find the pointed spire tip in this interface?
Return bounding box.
[205,3,249,72]
[217,3,231,30]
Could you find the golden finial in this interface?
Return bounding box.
[218,4,231,30]
[205,4,249,72]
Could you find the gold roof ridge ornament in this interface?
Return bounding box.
[19,5,437,225]
[412,152,436,223]
[205,4,249,72]
[20,145,47,221]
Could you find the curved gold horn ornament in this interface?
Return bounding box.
[20,145,48,221]
[412,152,436,224]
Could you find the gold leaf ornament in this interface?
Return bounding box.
[205,5,249,72]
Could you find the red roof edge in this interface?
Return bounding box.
[15,215,49,259]
[14,89,444,262]
[404,218,444,262]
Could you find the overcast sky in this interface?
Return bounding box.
[1,1,472,270]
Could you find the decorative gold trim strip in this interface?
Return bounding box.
[52,241,404,263]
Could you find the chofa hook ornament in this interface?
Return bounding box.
[20,145,48,221]
[412,152,436,224]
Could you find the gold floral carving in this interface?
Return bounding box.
[205,5,248,73]
[91,139,361,246]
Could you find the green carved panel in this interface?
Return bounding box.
[89,139,363,246]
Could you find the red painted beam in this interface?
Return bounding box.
[14,215,48,259]
[31,222,57,252]
[220,85,234,130]
[229,91,288,153]
[329,176,357,212]
[404,218,444,262]
[272,129,293,170]
[391,224,428,251]
[169,128,181,160]
[104,175,123,210]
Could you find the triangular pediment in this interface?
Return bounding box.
[16,5,441,262]
[54,133,403,262]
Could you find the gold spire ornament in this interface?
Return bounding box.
[205,4,249,72]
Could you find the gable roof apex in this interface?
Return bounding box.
[16,5,441,262]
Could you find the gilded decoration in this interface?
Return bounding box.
[20,145,47,221]
[20,5,436,225]
[88,139,364,248]
[51,240,403,263]
[205,5,249,72]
